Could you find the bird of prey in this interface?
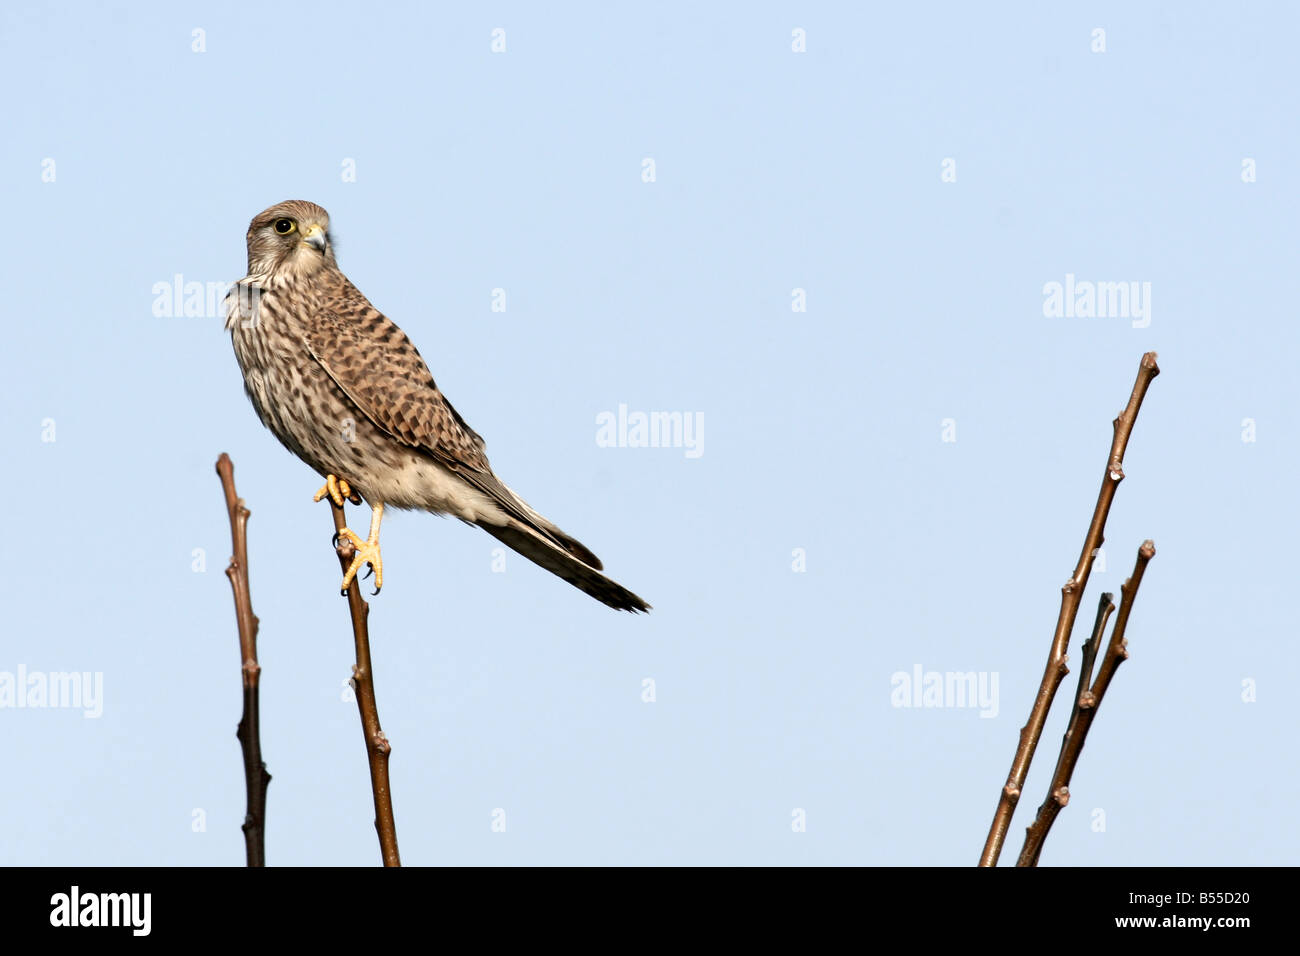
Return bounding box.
[225,200,649,612]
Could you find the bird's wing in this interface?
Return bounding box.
[300,283,604,569]
[301,289,490,468]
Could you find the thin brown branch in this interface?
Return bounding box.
[216,453,271,867]
[328,498,401,867]
[1017,541,1155,865]
[1090,540,1155,703]
[1016,592,1115,866]
[979,352,1159,867]
[1073,592,1115,713]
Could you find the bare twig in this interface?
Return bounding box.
[328,498,401,867]
[1017,542,1155,865]
[1017,592,1115,865]
[979,352,1159,866]
[1073,593,1114,706]
[1090,541,1155,702]
[216,453,271,867]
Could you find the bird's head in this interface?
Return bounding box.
[245,200,337,277]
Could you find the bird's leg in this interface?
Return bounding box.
[335,502,384,595]
[313,475,380,593]
[313,474,361,507]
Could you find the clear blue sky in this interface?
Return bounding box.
[1,2,1295,865]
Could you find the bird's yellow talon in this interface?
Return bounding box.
[313,474,354,507]
[315,477,384,595]
[335,525,383,594]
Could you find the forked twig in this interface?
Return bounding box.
[1017,542,1155,865]
[978,353,1159,866]
[327,498,401,867]
[215,453,271,867]
[1073,593,1115,707]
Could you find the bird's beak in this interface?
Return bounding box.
[302,223,328,253]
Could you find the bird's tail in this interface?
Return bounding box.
[477,519,651,613]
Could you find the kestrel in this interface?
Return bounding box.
[225,200,650,612]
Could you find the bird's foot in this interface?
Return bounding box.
[313,474,361,507]
[333,526,383,596]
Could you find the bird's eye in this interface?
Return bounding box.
[273,218,295,235]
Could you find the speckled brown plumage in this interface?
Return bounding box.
[226,200,649,612]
